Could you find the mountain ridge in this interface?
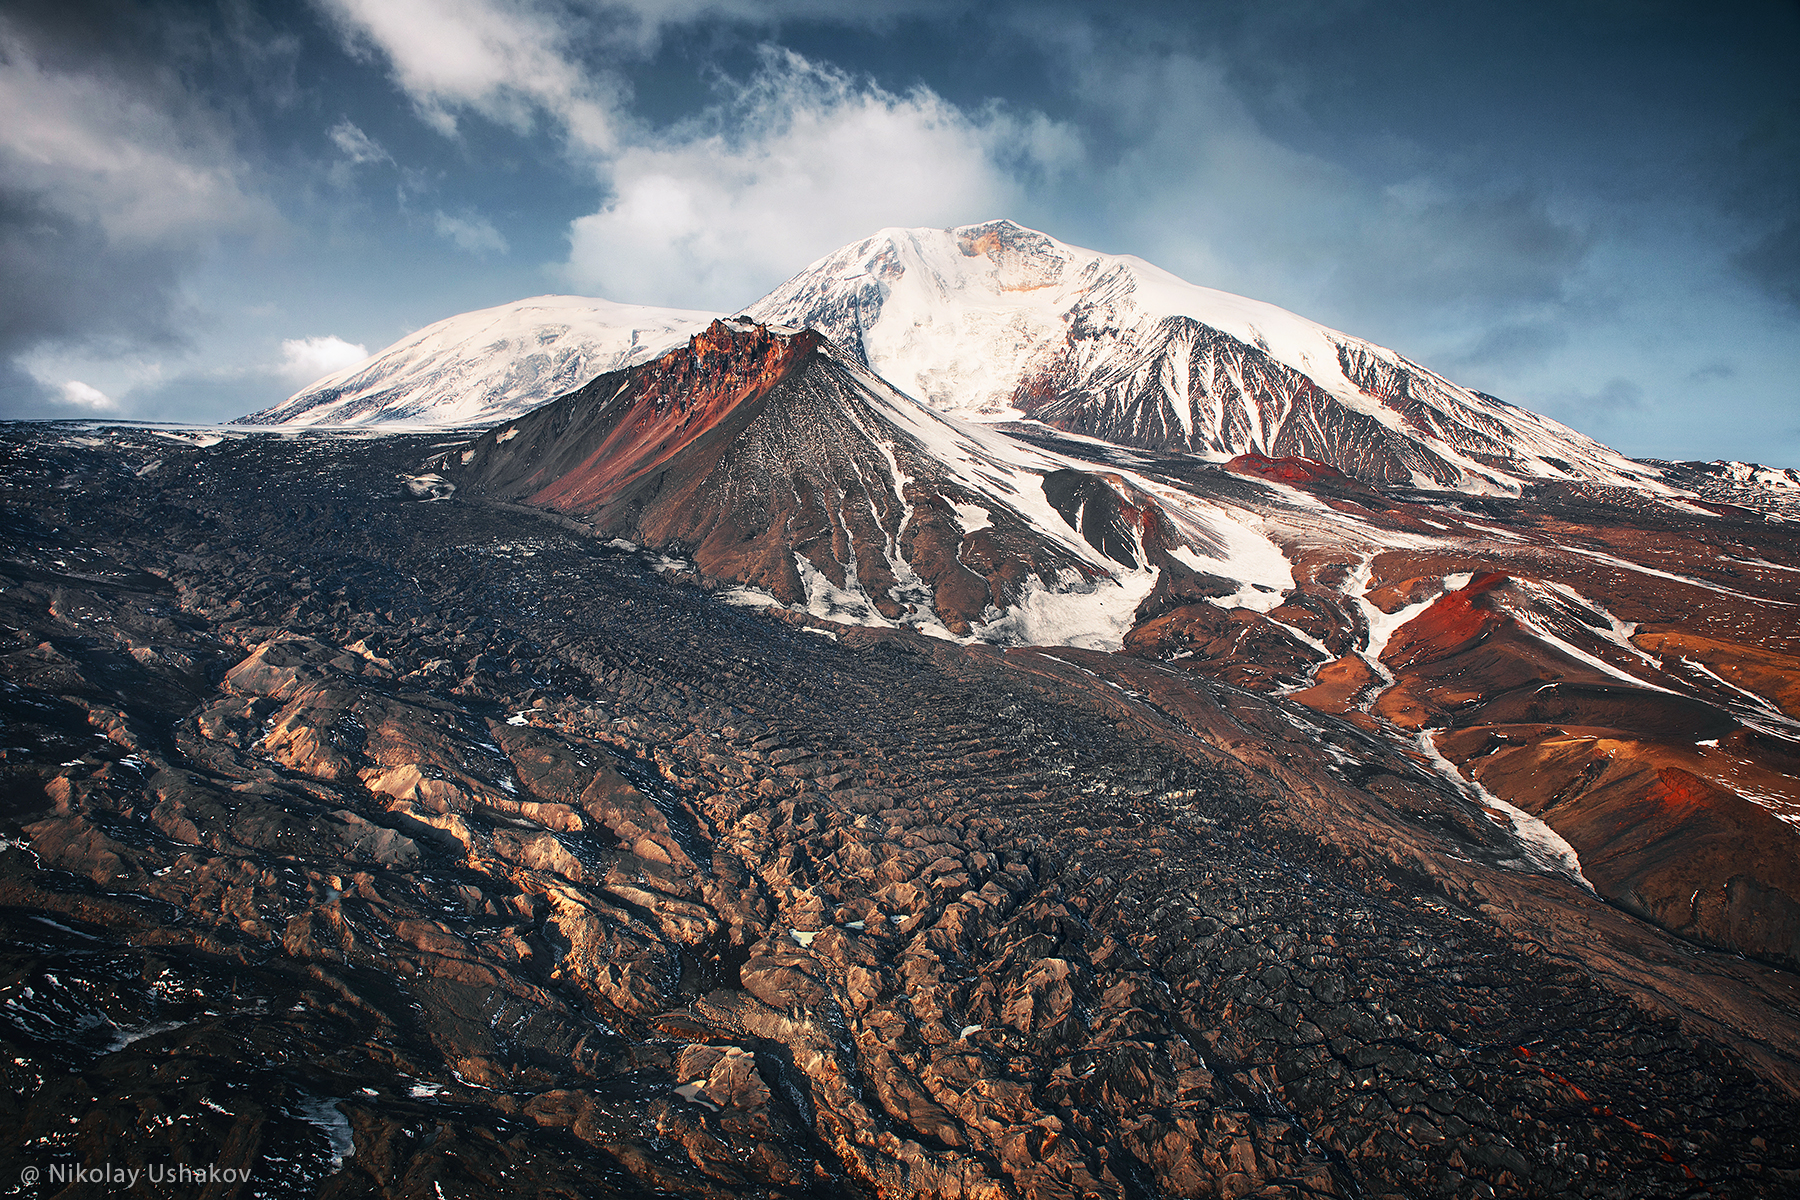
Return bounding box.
[449,317,1199,642]
[249,219,1669,497]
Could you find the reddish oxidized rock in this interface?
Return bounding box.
[1224,452,1345,485]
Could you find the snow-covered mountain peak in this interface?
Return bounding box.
[748,219,1347,415]
[746,220,1665,493]
[241,295,719,427]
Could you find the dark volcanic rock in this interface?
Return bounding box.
[2,423,1799,1199]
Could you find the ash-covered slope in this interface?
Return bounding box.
[747,219,1661,493]
[453,318,1287,645]
[242,295,717,427]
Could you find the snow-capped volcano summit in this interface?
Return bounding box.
[746,219,1661,492]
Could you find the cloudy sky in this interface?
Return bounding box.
[3,0,1797,465]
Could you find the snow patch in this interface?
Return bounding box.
[1153,497,1295,612]
[106,1019,187,1052]
[950,501,992,534]
[673,1082,720,1110]
[150,430,226,448]
[1348,559,1438,666]
[794,552,894,628]
[401,473,455,501]
[718,586,781,609]
[1418,729,1592,890]
[974,567,1159,652]
[294,1095,355,1169]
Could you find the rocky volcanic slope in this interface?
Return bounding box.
[4,424,1800,1199]
[449,318,1212,641]
[442,312,1800,985]
[897,419,1800,982]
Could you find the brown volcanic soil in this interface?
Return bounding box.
[989,433,1800,988]
[526,322,823,513]
[3,425,1800,1200]
[1222,482,1800,977]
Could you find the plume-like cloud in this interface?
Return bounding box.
[315,0,624,154]
[0,11,271,416]
[330,118,391,165]
[433,210,509,255]
[565,50,1077,307]
[279,335,369,383]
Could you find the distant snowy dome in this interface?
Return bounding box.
[242,295,719,427]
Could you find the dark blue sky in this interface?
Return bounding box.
[3,0,1796,465]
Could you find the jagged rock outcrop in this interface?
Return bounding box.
[453,318,1158,637]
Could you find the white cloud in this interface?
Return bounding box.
[565,50,1080,308]
[329,118,390,165]
[433,210,509,254]
[279,335,369,383]
[315,0,622,154]
[1,15,274,410]
[316,0,952,117]
[590,0,961,55]
[0,24,264,247]
[314,3,1075,308]
[59,380,118,411]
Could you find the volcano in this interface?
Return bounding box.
[259,220,1667,498]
